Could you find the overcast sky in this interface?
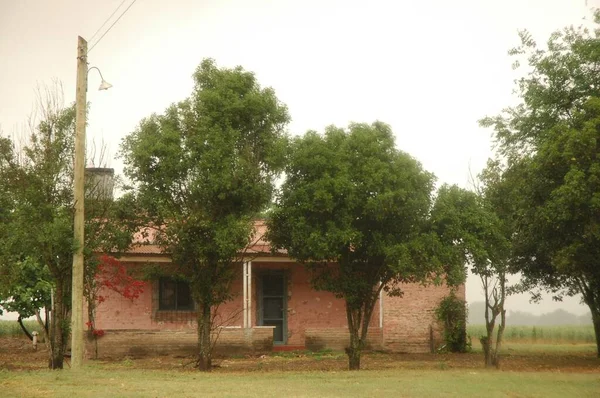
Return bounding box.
[0,0,595,318]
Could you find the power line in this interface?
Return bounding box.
[88,0,139,54]
[88,0,129,44]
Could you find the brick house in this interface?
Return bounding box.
[89,220,464,358]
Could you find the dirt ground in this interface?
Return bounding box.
[1,336,599,373]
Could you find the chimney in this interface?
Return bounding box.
[85,167,115,201]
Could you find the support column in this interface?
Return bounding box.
[379,284,383,328]
[247,261,252,327]
[243,262,248,328]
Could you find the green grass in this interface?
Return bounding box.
[467,324,596,344]
[0,320,43,337]
[1,367,598,398]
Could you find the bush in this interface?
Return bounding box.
[435,292,468,353]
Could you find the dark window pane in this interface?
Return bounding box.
[262,275,284,296]
[177,281,192,309]
[159,279,176,310]
[159,278,193,311]
[263,298,283,319]
[264,320,284,343]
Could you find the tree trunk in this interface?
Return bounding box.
[35,309,49,346]
[345,304,363,371]
[88,302,98,359]
[347,329,361,370]
[17,315,33,341]
[196,301,212,371]
[480,334,493,367]
[48,283,66,370]
[591,308,600,359]
[578,281,599,358]
[492,308,506,369]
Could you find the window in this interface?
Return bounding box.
[159,278,193,311]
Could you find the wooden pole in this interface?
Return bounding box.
[71,35,88,369]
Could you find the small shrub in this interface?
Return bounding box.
[435,292,468,353]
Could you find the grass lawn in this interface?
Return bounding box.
[2,333,599,397]
[2,367,599,398]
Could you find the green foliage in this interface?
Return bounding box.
[268,122,473,370]
[269,122,448,302]
[0,85,137,368]
[435,292,469,353]
[480,12,600,355]
[120,59,290,370]
[430,184,511,283]
[423,182,512,366]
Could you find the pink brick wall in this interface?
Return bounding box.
[251,262,364,346]
[94,263,243,330]
[93,260,464,354]
[88,327,275,359]
[382,282,465,353]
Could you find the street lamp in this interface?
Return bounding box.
[71,36,112,370]
[88,66,113,91]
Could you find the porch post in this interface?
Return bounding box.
[379,283,383,328]
[247,261,252,327]
[243,262,248,328]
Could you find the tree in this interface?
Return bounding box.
[120,59,290,371]
[480,15,600,357]
[0,84,136,369]
[430,183,512,367]
[267,123,466,370]
[0,135,52,338]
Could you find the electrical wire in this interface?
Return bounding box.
[88,0,139,54]
[88,0,129,44]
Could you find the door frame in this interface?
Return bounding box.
[257,270,287,345]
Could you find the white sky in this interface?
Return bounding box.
[0,0,595,319]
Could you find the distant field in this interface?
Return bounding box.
[467,324,596,344]
[0,320,43,337]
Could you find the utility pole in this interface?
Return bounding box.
[71,35,88,369]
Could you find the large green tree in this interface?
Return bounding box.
[481,16,600,356]
[0,86,136,369]
[430,182,512,368]
[120,59,290,371]
[267,123,466,370]
[0,97,77,369]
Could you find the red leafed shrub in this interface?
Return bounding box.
[86,255,145,353]
[96,255,144,300]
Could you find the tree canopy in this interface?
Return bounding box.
[480,16,600,356]
[267,122,467,370]
[120,58,290,371]
[0,86,136,368]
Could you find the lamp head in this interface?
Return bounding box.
[98,80,113,91]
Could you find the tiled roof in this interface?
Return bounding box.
[124,220,285,256]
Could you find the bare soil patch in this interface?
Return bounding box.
[1,336,598,373]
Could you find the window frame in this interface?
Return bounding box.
[158,277,194,311]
